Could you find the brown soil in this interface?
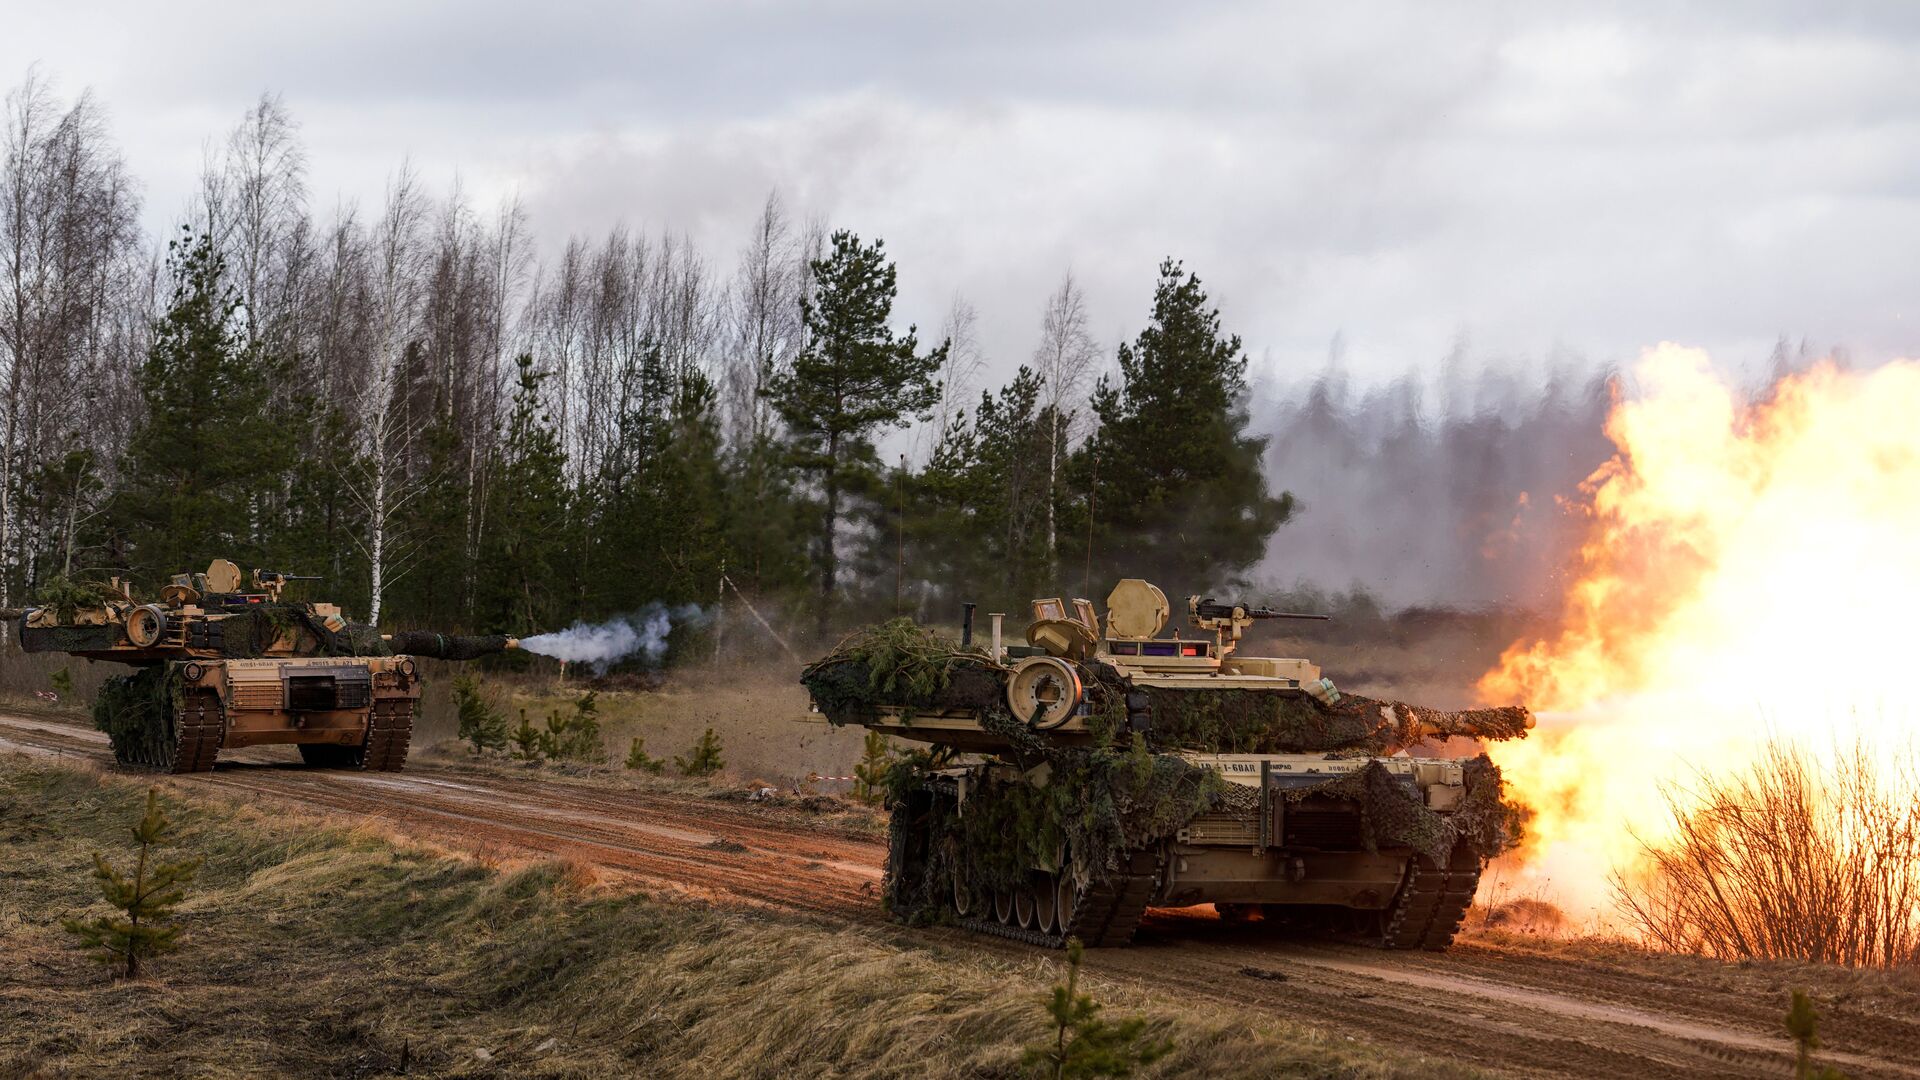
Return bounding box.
[6,710,1916,1080]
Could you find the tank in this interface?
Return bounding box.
[800,579,1533,950]
[10,559,519,774]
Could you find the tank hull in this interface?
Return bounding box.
[885,754,1483,950]
[97,656,421,774]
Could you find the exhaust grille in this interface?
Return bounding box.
[1177,813,1260,846]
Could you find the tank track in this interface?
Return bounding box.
[956,850,1161,948]
[164,686,225,774]
[1379,844,1482,950]
[359,697,414,772]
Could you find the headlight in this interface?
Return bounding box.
[398,658,417,678]
[181,662,205,682]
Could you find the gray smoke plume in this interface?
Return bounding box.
[1251,356,1617,611]
[518,603,710,673]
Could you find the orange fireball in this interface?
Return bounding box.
[1478,343,1920,916]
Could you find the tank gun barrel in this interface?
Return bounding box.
[381,630,520,661]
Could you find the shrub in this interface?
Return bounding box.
[452,674,508,753]
[1613,739,1920,968]
[1023,938,1170,1078]
[624,736,666,774]
[676,728,724,778]
[63,788,201,979]
[49,666,75,698]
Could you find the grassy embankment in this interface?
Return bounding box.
[0,754,1476,1079]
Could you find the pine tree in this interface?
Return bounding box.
[763,231,945,633]
[477,354,570,632]
[851,730,894,804]
[63,788,202,979]
[676,727,725,777]
[112,226,289,583]
[624,735,666,774]
[1023,938,1171,1078]
[1071,260,1292,593]
[451,673,508,752]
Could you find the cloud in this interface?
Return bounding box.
[7,1,1918,425]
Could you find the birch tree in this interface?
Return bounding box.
[0,72,138,609]
[349,165,428,624]
[1031,271,1098,578]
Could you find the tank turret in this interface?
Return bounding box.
[800,579,1533,951]
[16,560,520,774]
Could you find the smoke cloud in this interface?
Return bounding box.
[518,603,711,673]
[1251,357,1617,611]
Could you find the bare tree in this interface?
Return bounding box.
[925,294,984,463]
[1031,270,1098,576]
[218,94,306,348]
[0,71,139,616]
[722,191,804,450]
[347,164,428,624]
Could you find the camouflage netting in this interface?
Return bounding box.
[92,664,182,762]
[1276,754,1523,863]
[1130,675,1532,756]
[19,623,121,653]
[883,731,1231,919]
[385,630,514,661]
[802,618,1003,726]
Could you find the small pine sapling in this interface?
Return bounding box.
[539,692,604,762]
[852,730,894,804]
[452,673,509,753]
[1024,938,1171,1079]
[510,710,543,761]
[50,666,75,698]
[676,727,725,778]
[1786,990,1848,1080]
[625,736,666,774]
[63,788,202,979]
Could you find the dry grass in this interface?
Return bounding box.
[1612,739,1920,968]
[0,754,1475,1079]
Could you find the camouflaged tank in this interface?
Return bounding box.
[801,579,1533,950]
[11,559,519,774]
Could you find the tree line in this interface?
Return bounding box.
[1,77,1291,654]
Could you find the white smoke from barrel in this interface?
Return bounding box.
[518,603,708,673]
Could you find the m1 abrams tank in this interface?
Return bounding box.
[10,559,519,774]
[801,579,1532,950]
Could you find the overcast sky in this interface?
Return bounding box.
[9,1,1919,392]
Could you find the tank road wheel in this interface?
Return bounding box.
[298,743,367,769]
[1374,843,1484,951]
[950,859,975,919]
[1015,884,1037,929]
[993,887,1015,926]
[1053,873,1075,935]
[1033,872,1059,934]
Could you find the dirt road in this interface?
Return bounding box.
[7,711,1914,1079]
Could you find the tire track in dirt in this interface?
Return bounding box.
[5,711,1910,1079]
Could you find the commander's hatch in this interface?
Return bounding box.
[1092,579,1218,671]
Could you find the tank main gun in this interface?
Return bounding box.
[380,632,522,660]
